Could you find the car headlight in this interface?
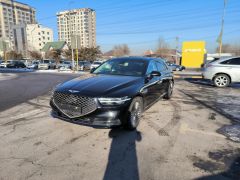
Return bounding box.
[98,96,131,105]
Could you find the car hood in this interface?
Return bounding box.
[56,74,144,97]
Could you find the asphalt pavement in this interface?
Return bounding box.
[0,72,78,111]
[0,72,239,180]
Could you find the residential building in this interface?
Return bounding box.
[57,8,96,48]
[0,0,36,48]
[26,24,53,51]
[12,23,53,54]
[0,37,10,57]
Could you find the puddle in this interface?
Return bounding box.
[218,124,240,143]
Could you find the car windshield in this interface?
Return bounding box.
[43,60,49,63]
[93,62,101,65]
[64,62,71,64]
[93,58,147,76]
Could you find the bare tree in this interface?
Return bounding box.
[29,51,42,60]
[78,46,102,61]
[62,49,72,60]
[5,51,22,60]
[216,43,240,56]
[45,49,62,64]
[155,38,171,59]
[112,44,130,57]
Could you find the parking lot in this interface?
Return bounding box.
[0,72,239,180]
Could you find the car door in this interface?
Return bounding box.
[155,60,170,95]
[221,58,240,82]
[143,61,164,107]
[228,58,240,82]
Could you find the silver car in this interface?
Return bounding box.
[203,57,240,87]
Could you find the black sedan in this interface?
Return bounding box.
[50,57,174,130]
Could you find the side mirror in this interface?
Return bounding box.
[90,67,96,73]
[150,71,161,77]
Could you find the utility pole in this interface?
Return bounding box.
[175,36,179,64]
[218,0,227,57]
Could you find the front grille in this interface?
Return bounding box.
[53,92,97,118]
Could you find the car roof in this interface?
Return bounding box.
[110,56,164,62]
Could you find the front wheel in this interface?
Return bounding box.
[125,97,143,130]
[163,80,174,100]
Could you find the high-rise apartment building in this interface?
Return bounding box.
[0,0,36,47]
[57,8,96,48]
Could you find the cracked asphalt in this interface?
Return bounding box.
[0,73,239,180]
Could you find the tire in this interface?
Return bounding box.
[125,97,143,130]
[163,80,174,100]
[213,74,230,87]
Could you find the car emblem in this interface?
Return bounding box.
[69,90,80,93]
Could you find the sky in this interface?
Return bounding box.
[19,0,240,55]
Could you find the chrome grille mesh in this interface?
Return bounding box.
[53,92,97,118]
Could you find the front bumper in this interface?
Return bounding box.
[50,99,130,127]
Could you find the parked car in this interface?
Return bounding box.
[90,61,102,70]
[166,62,185,71]
[27,61,39,69]
[203,57,240,87]
[50,57,174,130]
[38,60,56,70]
[59,61,72,70]
[6,61,26,68]
[78,61,91,71]
[0,60,14,68]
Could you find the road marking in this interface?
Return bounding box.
[180,123,225,138]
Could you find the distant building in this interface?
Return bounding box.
[41,41,69,58]
[12,23,53,55]
[144,50,154,56]
[26,24,53,51]
[0,0,36,48]
[12,24,27,54]
[57,8,96,48]
[0,38,10,57]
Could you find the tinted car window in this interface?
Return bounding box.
[221,58,240,65]
[156,61,167,71]
[146,61,158,74]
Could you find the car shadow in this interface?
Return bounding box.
[103,128,142,180]
[196,156,240,180]
[184,78,240,88]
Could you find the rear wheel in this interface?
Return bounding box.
[164,80,174,99]
[213,74,230,87]
[125,97,143,130]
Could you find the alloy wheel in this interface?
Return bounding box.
[214,75,229,87]
[130,101,142,128]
